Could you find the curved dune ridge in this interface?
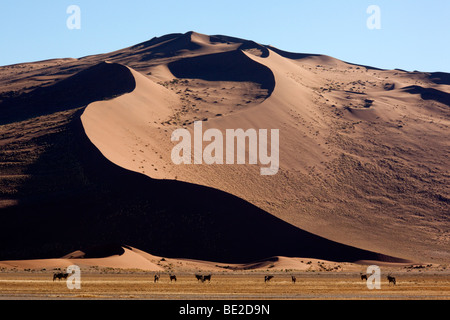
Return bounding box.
[80,55,407,263]
[0,32,448,267]
[0,58,408,264]
[81,33,449,264]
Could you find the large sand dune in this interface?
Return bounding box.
[0,32,448,267]
[0,244,410,273]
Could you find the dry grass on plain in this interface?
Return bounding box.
[0,271,448,300]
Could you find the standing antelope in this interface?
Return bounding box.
[195,274,203,281]
[202,274,212,283]
[387,274,396,286]
[53,272,69,281]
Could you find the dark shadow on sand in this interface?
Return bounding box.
[428,72,450,85]
[168,50,275,97]
[403,85,450,107]
[0,62,136,125]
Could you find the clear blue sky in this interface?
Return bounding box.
[1,0,449,72]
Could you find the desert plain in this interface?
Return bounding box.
[0,246,448,300]
[1,268,449,300]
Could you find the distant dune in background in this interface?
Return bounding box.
[0,32,448,268]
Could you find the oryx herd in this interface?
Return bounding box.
[52,270,399,286]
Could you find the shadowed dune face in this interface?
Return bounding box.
[403,85,450,107]
[0,62,136,125]
[168,50,275,97]
[0,31,448,265]
[428,72,450,85]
